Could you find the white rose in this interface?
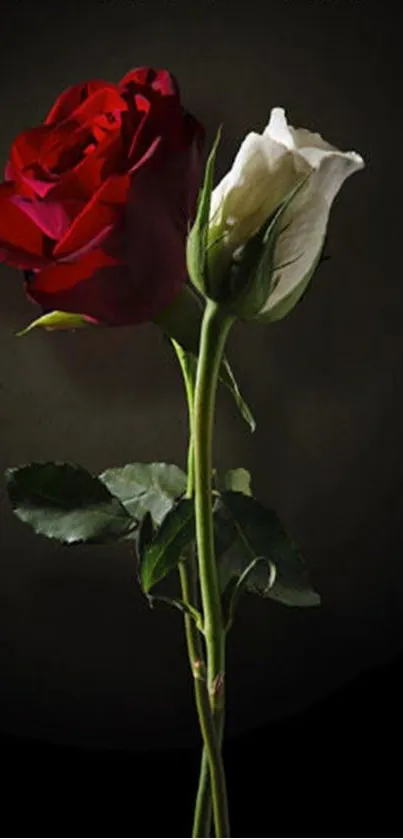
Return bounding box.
[208,108,364,320]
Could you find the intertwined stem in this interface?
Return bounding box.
[193,299,234,837]
[172,340,214,836]
[172,298,234,837]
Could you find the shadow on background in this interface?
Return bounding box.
[1,650,401,837]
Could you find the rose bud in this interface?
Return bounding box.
[187,108,364,321]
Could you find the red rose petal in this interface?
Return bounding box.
[44,80,111,126]
[53,173,130,258]
[27,244,172,326]
[0,183,50,266]
[128,133,161,178]
[4,160,37,198]
[64,85,128,128]
[125,125,204,251]
[126,111,149,162]
[3,68,205,325]
[40,103,127,201]
[4,161,13,180]
[30,247,121,295]
[39,111,122,175]
[5,159,59,199]
[9,125,53,173]
[36,89,127,187]
[38,121,91,174]
[9,195,83,241]
[28,125,204,325]
[42,134,119,203]
[151,69,179,96]
[55,224,116,264]
[27,251,185,327]
[119,67,178,97]
[119,67,155,88]
[6,127,63,198]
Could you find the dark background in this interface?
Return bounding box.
[0,0,401,835]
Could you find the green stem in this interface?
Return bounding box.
[193,299,234,838]
[172,340,217,837]
[172,341,196,492]
[192,709,225,837]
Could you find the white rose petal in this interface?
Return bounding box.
[261,146,364,320]
[210,107,364,318]
[210,123,310,252]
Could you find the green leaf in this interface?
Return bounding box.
[215,491,320,607]
[4,462,136,544]
[139,498,196,593]
[186,126,222,296]
[217,467,252,496]
[16,310,95,336]
[136,510,155,563]
[99,462,187,526]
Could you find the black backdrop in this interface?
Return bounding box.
[0,1,401,835]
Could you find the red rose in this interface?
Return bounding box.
[0,67,204,325]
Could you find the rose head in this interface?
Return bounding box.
[0,67,204,326]
[204,108,364,321]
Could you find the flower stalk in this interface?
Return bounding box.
[173,297,234,837]
[193,299,234,837]
[172,339,213,836]
[173,339,215,837]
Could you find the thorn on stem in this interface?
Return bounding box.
[193,659,207,680]
[210,672,225,705]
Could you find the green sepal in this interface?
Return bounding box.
[256,233,325,323]
[186,126,222,296]
[223,175,311,319]
[16,310,95,336]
